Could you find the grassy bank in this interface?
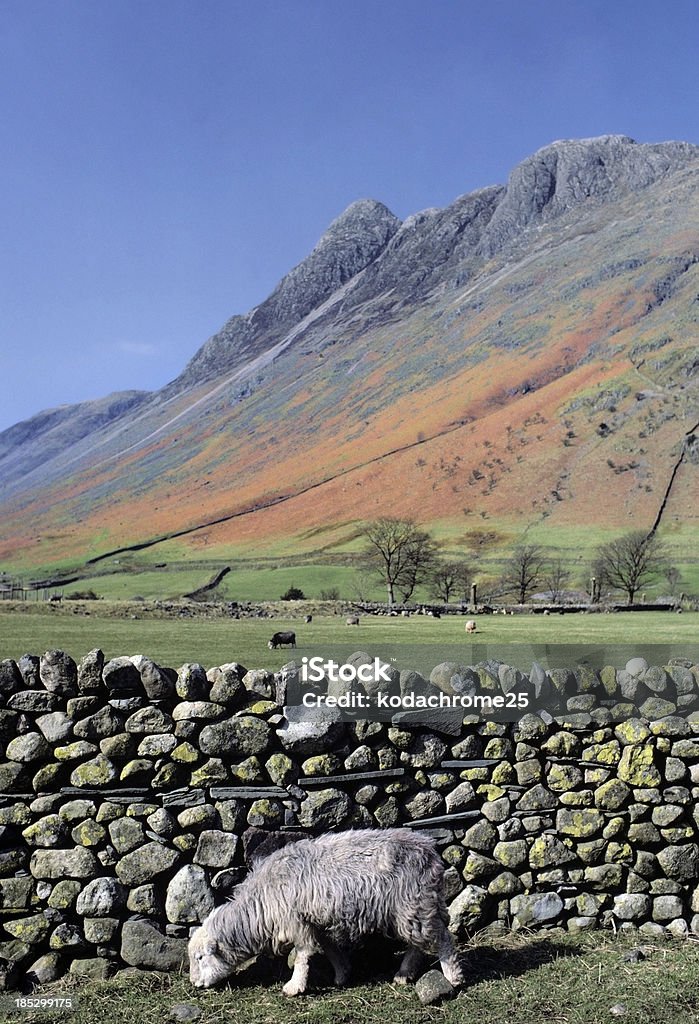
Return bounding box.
[9,932,699,1024]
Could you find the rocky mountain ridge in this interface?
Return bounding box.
[1,135,699,570]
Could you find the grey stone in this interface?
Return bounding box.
[200,716,271,758]
[30,848,99,879]
[76,877,127,917]
[193,830,239,868]
[77,649,105,694]
[277,705,345,756]
[6,731,51,763]
[83,917,120,943]
[40,650,78,697]
[35,711,73,743]
[511,892,563,927]
[652,895,684,922]
[445,781,476,813]
[127,885,160,915]
[115,842,180,886]
[125,707,174,733]
[657,843,699,882]
[120,920,188,971]
[209,664,247,707]
[103,657,143,694]
[448,884,489,934]
[73,705,124,741]
[26,952,62,984]
[166,865,214,924]
[298,788,351,829]
[613,894,651,921]
[130,656,176,700]
[176,664,209,700]
[415,969,455,1005]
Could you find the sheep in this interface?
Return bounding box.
[268,631,296,649]
[346,615,360,626]
[304,614,313,624]
[188,829,463,996]
[465,620,477,633]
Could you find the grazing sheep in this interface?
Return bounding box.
[304,614,313,624]
[268,631,296,649]
[346,615,360,626]
[188,829,463,996]
[465,620,477,633]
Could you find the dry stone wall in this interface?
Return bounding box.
[1,649,699,986]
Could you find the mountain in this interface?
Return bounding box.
[1,135,699,575]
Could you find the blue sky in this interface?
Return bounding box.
[1,0,698,433]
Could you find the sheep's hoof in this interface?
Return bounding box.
[392,974,410,986]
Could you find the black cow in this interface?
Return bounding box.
[268,631,296,649]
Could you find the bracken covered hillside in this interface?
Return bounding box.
[1,135,698,572]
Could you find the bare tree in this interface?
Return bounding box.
[430,560,474,604]
[502,544,547,604]
[593,530,665,605]
[363,518,437,606]
[544,558,570,603]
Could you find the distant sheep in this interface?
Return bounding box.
[188,829,463,996]
[465,620,477,633]
[346,615,360,626]
[304,614,313,624]
[268,631,296,649]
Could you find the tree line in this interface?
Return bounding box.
[361,518,673,607]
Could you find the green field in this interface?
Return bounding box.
[0,606,696,671]
[12,932,699,1024]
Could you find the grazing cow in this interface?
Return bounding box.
[346,615,359,626]
[465,620,477,633]
[188,829,463,996]
[268,631,296,649]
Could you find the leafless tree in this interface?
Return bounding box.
[362,518,437,606]
[430,560,474,604]
[593,530,665,605]
[502,544,547,604]
[544,558,570,603]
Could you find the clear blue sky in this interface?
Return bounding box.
[2,0,698,433]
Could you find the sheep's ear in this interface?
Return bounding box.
[204,937,218,955]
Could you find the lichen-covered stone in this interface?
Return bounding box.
[120,919,187,970]
[247,799,285,828]
[115,842,180,886]
[31,848,99,879]
[529,835,576,868]
[71,818,107,847]
[166,865,214,924]
[200,715,271,758]
[298,788,351,829]
[125,706,174,733]
[40,650,78,697]
[6,732,51,763]
[511,892,563,928]
[657,844,699,882]
[75,877,127,917]
[617,744,661,787]
[70,754,117,788]
[448,884,489,934]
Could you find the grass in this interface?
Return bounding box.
[0,607,697,671]
[11,932,699,1024]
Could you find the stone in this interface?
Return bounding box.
[193,830,239,868]
[529,835,576,868]
[115,842,180,886]
[127,885,160,915]
[49,923,86,950]
[510,892,563,928]
[172,701,223,721]
[25,952,62,985]
[176,664,209,700]
[130,656,176,700]
[200,716,271,758]
[30,848,99,879]
[298,788,351,829]
[652,895,684,922]
[70,755,117,787]
[404,790,445,820]
[47,880,82,909]
[35,711,73,743]
[109,817,145,853]
[276,705,345,756]
[71,818,107,846]
[76,877,127,917]
[517,784,557,811]
[125,707,174,733]
[618,744,661,787]
[103,657,143,694]
[613,894,650,920]
[83,917,120,943]
[55,740,99,761]
[40,650,78,696]
[22,814,68,847]
[77,649,105,694]
[594,778,631,810]
[120,920,188,971]
[445,781,476,813]
[166,865,214,924]
[6,732,51,763]
[247,799,285,828]
[209,664,247,707]
[400,734,447,768]
[415,969,455,1005]
[5,914,51,944]
[73,706,123,741]
[657,844,699,882]
[138,734,178,757]
[448,884,489,934]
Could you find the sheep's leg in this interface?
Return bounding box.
[435,927,464,987]
[393,947,424,985]
[319,938,351,987]
[282,947,312,997]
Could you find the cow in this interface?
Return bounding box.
[268,631,296,649]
